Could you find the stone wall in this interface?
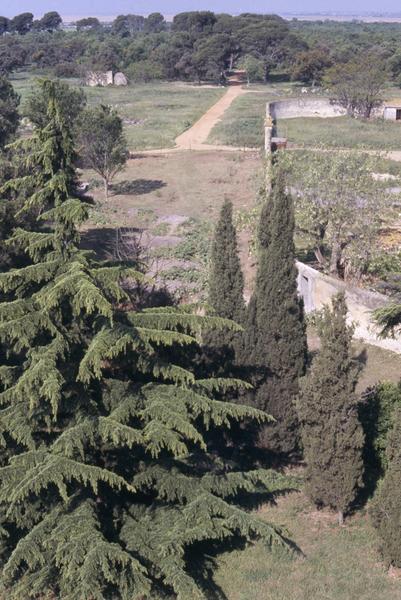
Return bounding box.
[384,107,399,120]
[268,98,346,120]
[297,262,401,354]
[85,71,128,87]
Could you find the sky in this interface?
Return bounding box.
[3,0,401,18]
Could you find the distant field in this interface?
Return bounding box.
[277,116,401,150]
[10,72,225,150]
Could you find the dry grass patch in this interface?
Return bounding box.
[213,492,401,600]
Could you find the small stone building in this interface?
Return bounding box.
[114,72,128,86]
[85,71,128,87]
[383,99,401,121]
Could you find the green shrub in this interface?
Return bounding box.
[359,381,401,474]
[127,60,165,82]
[371,407,401,567]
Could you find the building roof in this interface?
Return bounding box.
[384,98,401,108]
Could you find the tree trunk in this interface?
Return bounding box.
[314,246,325,266]
[338,510,344,526]
[104,178,109,201]
[329,240,341,277]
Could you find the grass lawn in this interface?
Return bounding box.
[10,72,225,150]
[277,116,401,151]
[213,491,401,600]
[207,91,277,148]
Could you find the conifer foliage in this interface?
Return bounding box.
[208,199,245,325]
[242,169,307,456]
[0,76,19,148]
[0,81,293,599]
[371,407,401,566]
[297,293,364,525]
[205,199,245,376]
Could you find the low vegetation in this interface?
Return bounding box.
[214,492,401,600]
[12,73,225,150]
[277,115,401,150]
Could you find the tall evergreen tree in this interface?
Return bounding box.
[204,199,246,377]
[297,293,364,525]
[371,407,401,567]
[0,81,293,599]
[0,78,22,271]
[242,169,307,456]
[208,199,245,324]
[0,76,19,148]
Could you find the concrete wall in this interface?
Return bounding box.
[384,107,398,121]
[297,262,401,354]
[268,98,346,120]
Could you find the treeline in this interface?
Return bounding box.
[2,11,401,85]
[0,11,304,82]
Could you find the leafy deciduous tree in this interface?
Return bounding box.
[77,104,128,200]
[324,54,387,118]
[291,48,333,86]
[279,149,388,281]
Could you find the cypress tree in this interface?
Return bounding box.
[208,199,245,324]
[371,407,401,567]
[297,293,364,525]
[0,76,19,148]
[203,199,245,377]
[0,81,293,599]
[243,169,307,456]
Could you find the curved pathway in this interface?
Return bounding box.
[131,86,258,157]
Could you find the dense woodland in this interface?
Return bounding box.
[0,10,400,599]
[2,10,401,85]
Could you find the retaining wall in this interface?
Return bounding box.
[297,262,401,354]
[268,98,346,120]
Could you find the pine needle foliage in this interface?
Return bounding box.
[0,81,295,599]
[297,293,364,524]
[242,168,307,456]
[371,407,401,567]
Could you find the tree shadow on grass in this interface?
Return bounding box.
[186,529,302,600]
[81,226,144,260]
[111,179,167,196]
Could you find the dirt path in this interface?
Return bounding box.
[136,86,257,156]
[129,86,259,157]
[175,85,248,150]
